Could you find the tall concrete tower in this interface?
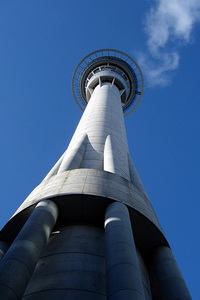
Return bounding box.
[0,49,191,300]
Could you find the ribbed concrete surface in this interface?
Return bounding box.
[22,225,106,300]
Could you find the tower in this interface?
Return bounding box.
[0,49,191,299]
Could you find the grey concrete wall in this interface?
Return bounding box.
[23,225,106,300]
[13,169,163,234]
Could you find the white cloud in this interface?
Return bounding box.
[139,0,200,86]
[138,51,179,87]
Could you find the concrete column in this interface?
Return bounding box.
[60,82,130,180]
[0,200,58,300]
[104,202,145,300]
[137,249,152,300]
[151,246,192,300]
[0,241,9,260]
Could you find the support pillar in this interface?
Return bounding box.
[151,246,192,300]
[0,200,58,300]
[104,202,145,300]
[0,241,9,260]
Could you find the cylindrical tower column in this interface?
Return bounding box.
[0,200,58,300]
[104,202,145,300]
[151,246,192,300]
[58,82,131,180]
[74,82,130,177]
[0,49,191,299]
[0,241,9,260]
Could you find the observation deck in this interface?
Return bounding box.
[72,49,144,116]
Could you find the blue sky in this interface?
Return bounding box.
[0,1,199,298]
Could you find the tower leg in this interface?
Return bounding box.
[0,200,58,300]
[104,202,145,300]
[151,246,192,300]
[0,241,9,260]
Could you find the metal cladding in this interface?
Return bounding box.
[0,50,191,299]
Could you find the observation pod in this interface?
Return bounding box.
[0,49,191,300]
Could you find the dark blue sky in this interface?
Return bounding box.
[0,1,199,298]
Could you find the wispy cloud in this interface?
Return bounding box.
[138,0,200,87]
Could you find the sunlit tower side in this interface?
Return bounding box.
[0,49,191,300]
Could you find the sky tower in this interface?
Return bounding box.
[0,49,191,300]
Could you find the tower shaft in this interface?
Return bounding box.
[58,82,130,179]
[0,49,191,300]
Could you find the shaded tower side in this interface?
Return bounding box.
[0,50,191,300]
